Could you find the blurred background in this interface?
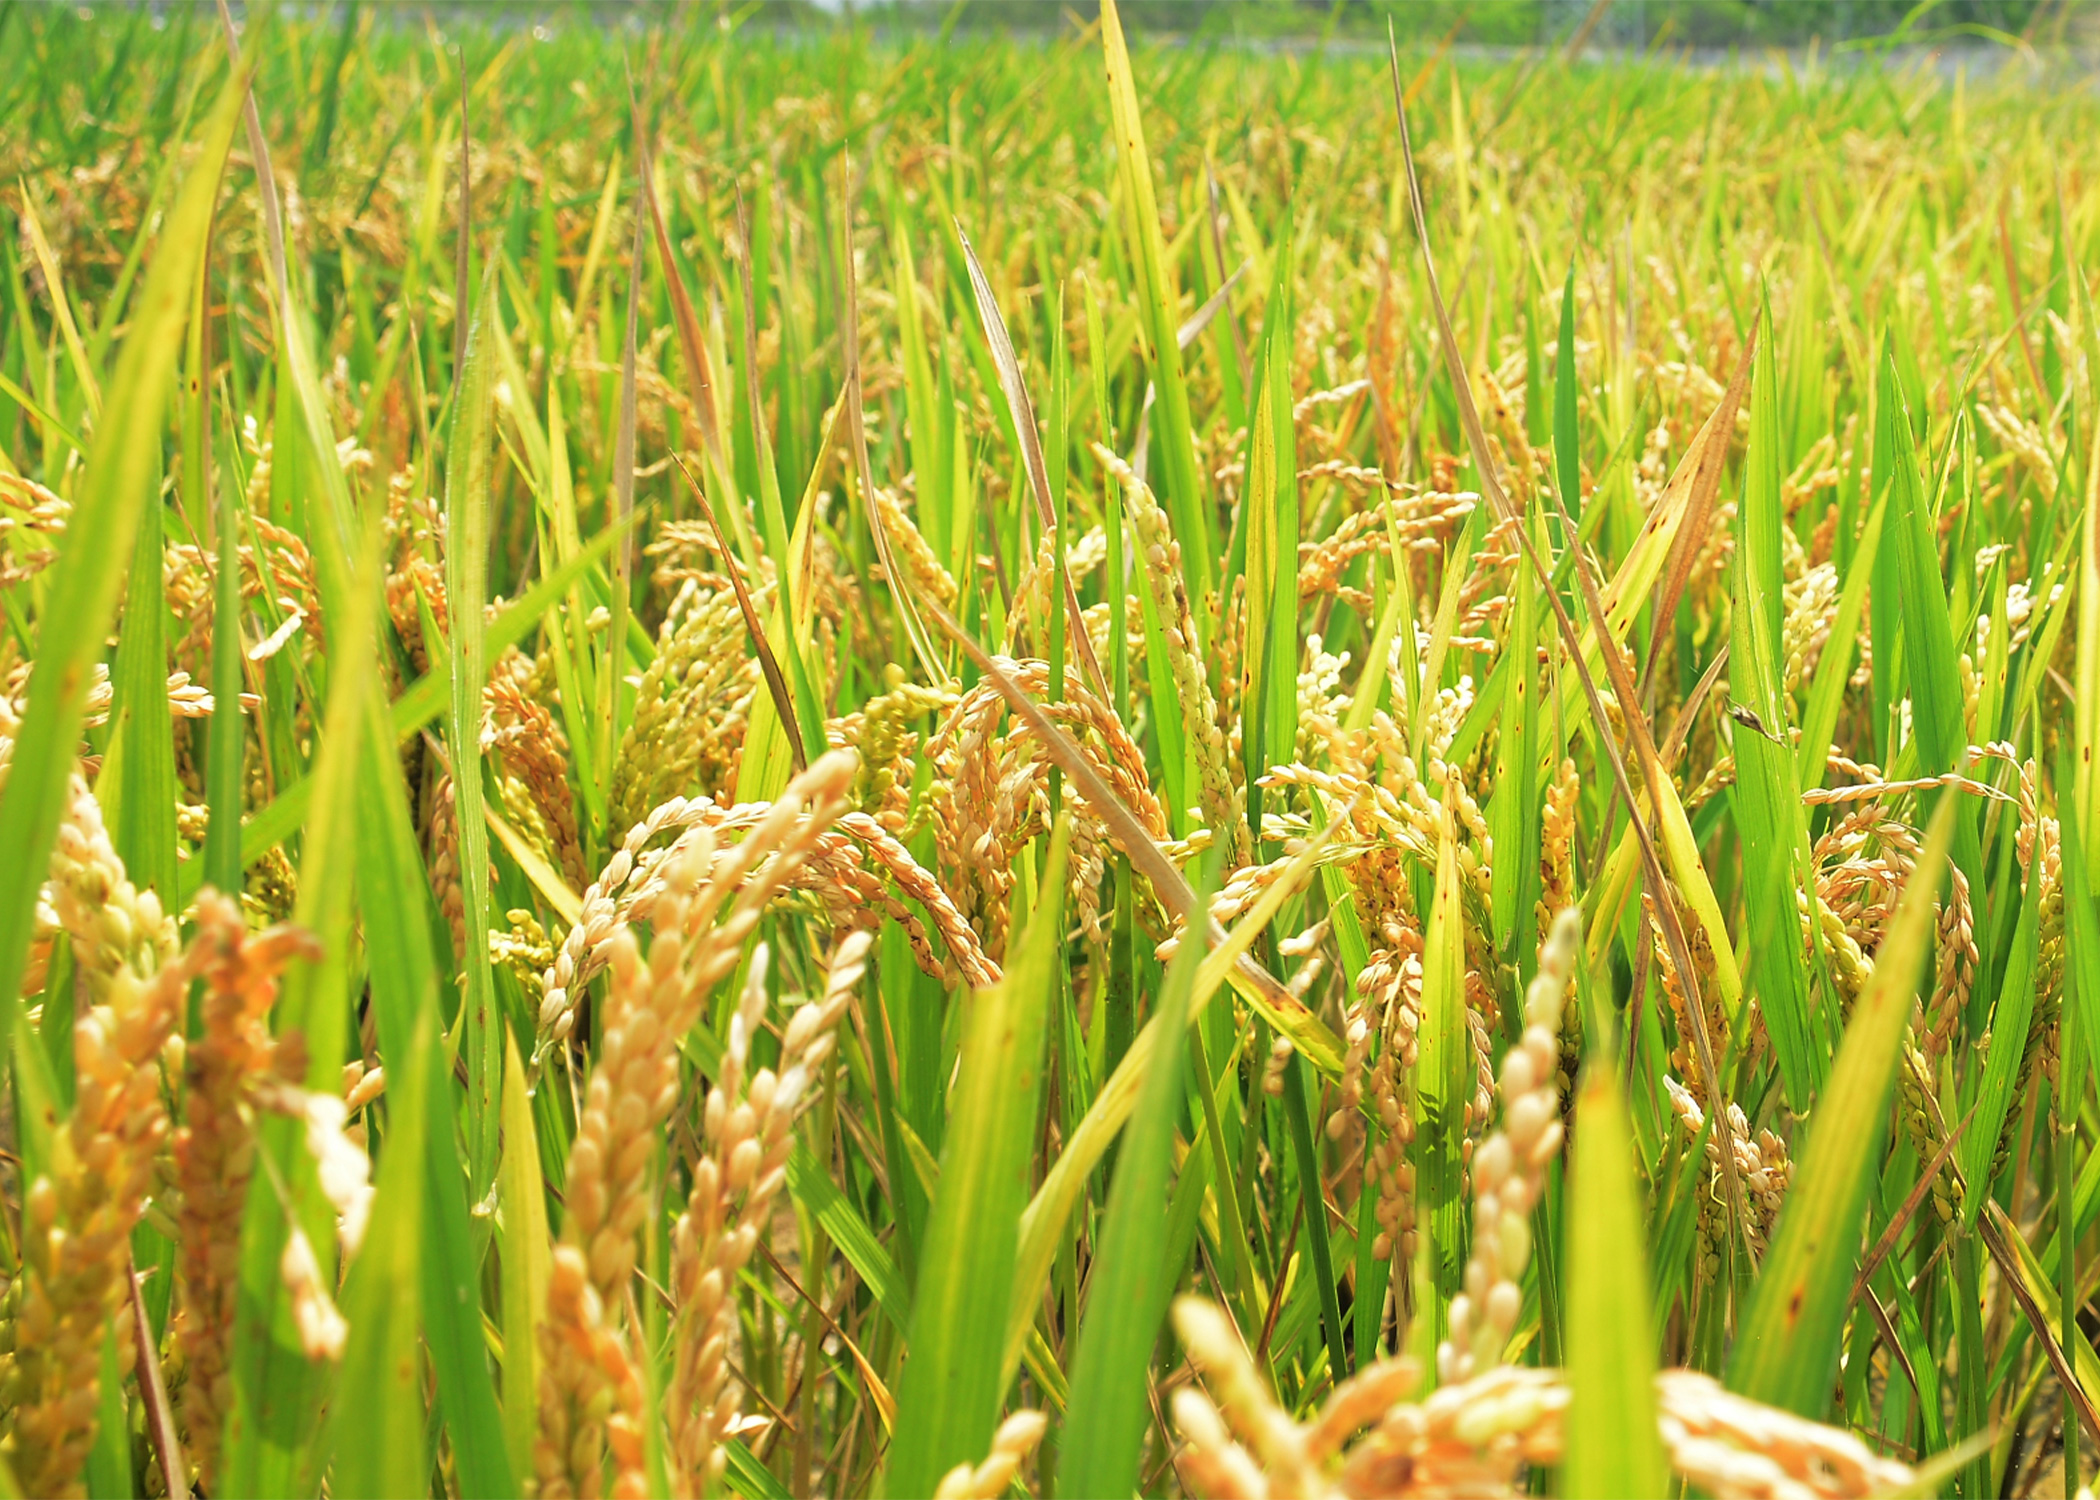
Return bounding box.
[362,0,2089,51]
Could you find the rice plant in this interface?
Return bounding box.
[0,3,2095,1496]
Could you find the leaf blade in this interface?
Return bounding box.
[1729,797,1957,1416]
[1056,907,1200,1499]
[0,48,248,1032]
[1565,1063,1668,1499]
[1730,299,1819,1106]
[886,820,1072,1497]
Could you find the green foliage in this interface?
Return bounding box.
[0,7,2094,1497]
[1730,801,1953,1417]
[1058,887,1201,1499]
[1566,1063,1667,1500]
[888,822,1071,1496]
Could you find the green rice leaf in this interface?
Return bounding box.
[84,1326,132,1500]
[1239,222,1298,847]
[222,516,634,884]
[1553,261,1581,522]
[1417,788,1469,1325]
[222,503,378,1500]
[1057,901,1199,1499]
[445,270,501,1195]
[1796,492,1886,793]
[2056,739,2100,1157]
[0,47,248,1027]
[786,1141,911,1333]
[1729,797,1955,1418]
[329,1008,433,1500]
[197,204,244,904]
[724,1439,793,1500]
[887,818,1071,1497]
[499,1025,552,1488]
[1565,1063,1668,1499]
[1489,515,1540,967]
[1729,299,1818,1107]
[1098,0,1211,616]
[355,698,516,1499]
[104,462,177,903]
[2076,361,2098,854]
[1873,337,1982,893]
[1959,822,2042,1228]
[1005,805,1345,1381]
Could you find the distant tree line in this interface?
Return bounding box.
[846,0,2069,48]
[147,0,2075,50]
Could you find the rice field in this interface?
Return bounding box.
[0,3,2096,1497]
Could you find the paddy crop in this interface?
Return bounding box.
[0,4,2096,1497]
